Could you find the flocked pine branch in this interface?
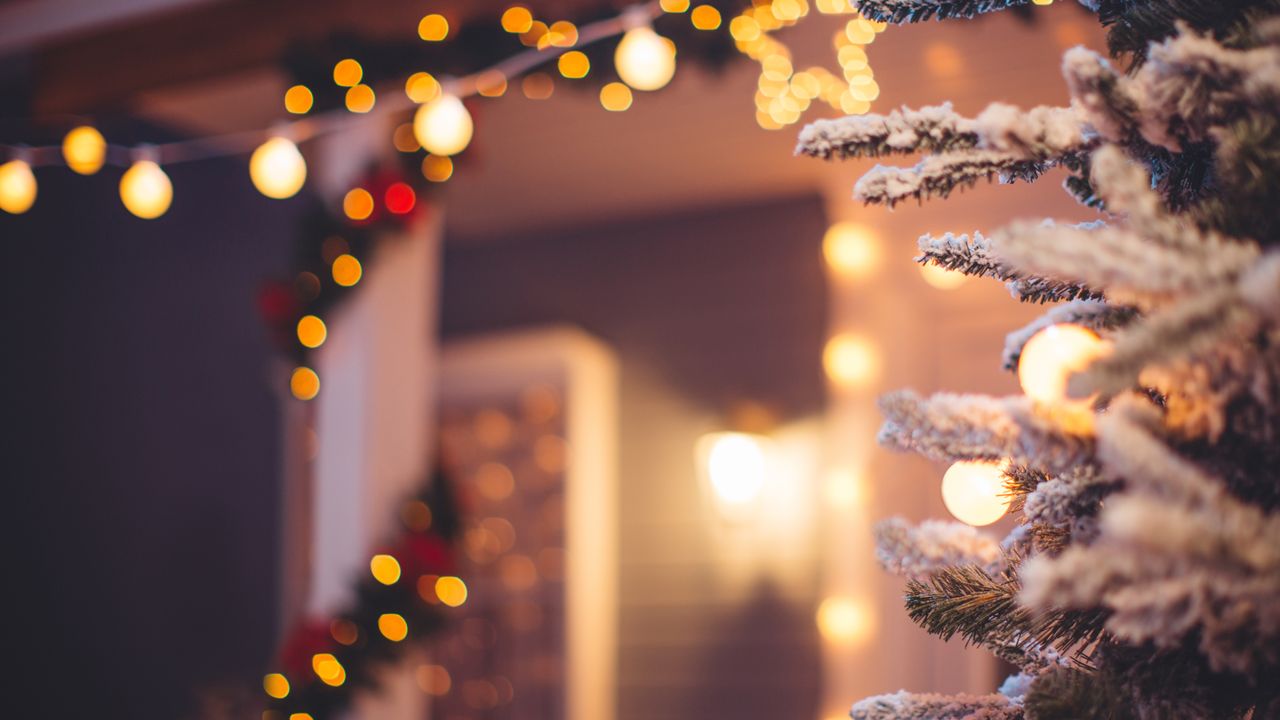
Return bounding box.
[1002,300,1136,371]
[849,690,1023,720]
[853,0,1033,24]
[916,231,1106,304]
[874,517,1004,581]
[796,103,980,160]
[855,151,1051,206]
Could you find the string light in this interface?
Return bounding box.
[62,126,106,175]
[370,553,402,585]
[941,460,1010,526]
[312,653,346,686]
[405,72,441,103]
[661,0,690,11]
[521,72,554,99]
[263,673,290,699]
[816,596,873,645]
[501,6,533,33]
[0,158,36,214]
[558,50,591,79]
[343,187,374,220]
[290,366,320,400]
[119,158,172,219]
[384,182,416,214]
[615,25,676,91]
[822,221,880,278]
[249,137,307,199]
[435,576,468,606]
[284,84,314,114]
[332,58,362,87]
[823,333,880,389]
[344,84,376,113]
[690,4,722,29]
[600,82,633,111]
[422,155,454,182]
[296,315,327,348]
[413,93,473,156]
[418,13,450,42]
[378,613,409,641]
[1017,324,1110,404]
[331,254,363,286]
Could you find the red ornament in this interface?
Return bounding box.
[384,182,416,215]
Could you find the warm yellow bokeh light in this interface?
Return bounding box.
[941,460,1010,526]
[691,4,722,29]
[333,58,363,87]
[62,126,106,175]
[119,160,172,219]
[290,367,320,401]
[370,553,402,585]
[343,187,374,220]
[413,94,473,156]
[520,20,549,47]
[290,714,314,720]
[0,159,37,214]
[418,13,449,41]
[296,315,327,349]
[502,6,533,33]
[522,72,554,99]
[312,653,346,687]
[919,262,967,290]
[435,576,468,607]
[823,333,880,389]
[547,20,579,47]
[345,84,375,113]
[816,596,873,645]
[700,432,768,504]
[416,664,452,696]
[476,71,508,97]
[393,123,420,153]
[405,72,441,103]
[599,82,633,111]
[263,673,290,699]
[332,253,363,286]
[615,26,676,91]
[822,222,880,278]
[378,613,409,641]
[1033,0,1054,4]
[660,0,690,11]
[1017,324,1110,404]
[824,468,864,509]
[284,85,314,114]
[422,154,454,182]
[249,137,307,199]
[558,50,590,78]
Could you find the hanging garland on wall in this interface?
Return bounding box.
[262,464,465,720]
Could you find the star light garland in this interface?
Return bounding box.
[0,0,886,220]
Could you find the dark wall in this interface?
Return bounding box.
[442,194,829,420]
[1,127,300,719]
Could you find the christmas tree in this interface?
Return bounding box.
[799,1,1280,718]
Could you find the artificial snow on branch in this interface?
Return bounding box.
[917,231,1106,304]
[874,517,1003,580]
[854,151,1050,206]
[853,0,1034,24]
[795,103,980,160]
[877,391,1094,473]
[1001,300,1135,371]
[849,690,1024,720]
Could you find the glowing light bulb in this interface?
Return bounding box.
[822,222,879,277]
[62,126,106,175]
[1017,324,1110,404]
[816,596,873,645]
[263,673,290,699]
[250,137,306,199]
[370,554,401,585]
[290,367,320,400]
[823,333,879,389]
[615,26,676,91]
[0,159,36,214]
[378,613,409,641]
[119,160,172,219]
[700,432,768,504]
[941,460,1009,526]
[413,94,473,156]
[435,576,468,607]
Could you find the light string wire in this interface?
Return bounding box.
[1,0,662,168]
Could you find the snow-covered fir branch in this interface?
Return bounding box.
[849,690,1023,720]
[874,517,1004,580]
[973,103,1091,159]
[877,391,1094,473]
[795,103,980,160]
[1002,300,1136,371]
[854,0,1033,24]
[1062,47,1139,144]
[855,151,1050,207]
[916,231,1105,303]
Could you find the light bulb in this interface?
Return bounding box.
[941,460,1009,526]
[701,432,768,504]
[0,159,36,214]
[119,160,172,219]
[1017,323,1110,404]
[816,596,873,645]
[249,137,307,199]
[822,222,879,277]
[615,26,676,91]
[823,333,879,389]
[62,126,106,175]
[413,94,473,156]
